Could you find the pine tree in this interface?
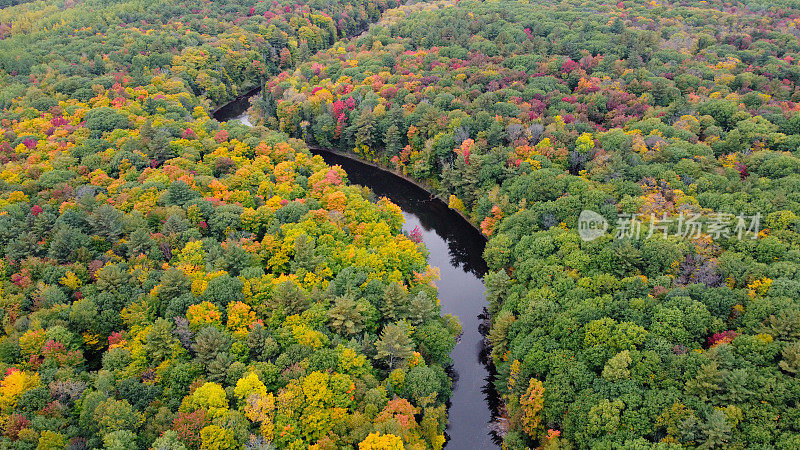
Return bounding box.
[375,322,414,369]
[355,108,376,148]
[381,282,408,323]
[328,295,368,335]
[384,124,401,155]
[192,327,231,367]
[291,234,321,274]
[780,341,800,374]
[699,410,732,448]
[92,204,124,240]
[144,318,178,365]
[685,362,724,401]
[407,291,436,327]
[269,280,310,316]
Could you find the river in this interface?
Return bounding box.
[214,97,500,449]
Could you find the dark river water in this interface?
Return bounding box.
[214,97,500,449]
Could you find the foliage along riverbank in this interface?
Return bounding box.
[252,0,800,448]
[0,1,467,449]
[306,144,486,241]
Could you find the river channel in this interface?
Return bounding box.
[214,96,500,448]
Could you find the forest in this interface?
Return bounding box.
[2,0,800,448]
[0,0,458,449]
[255,0,800,448]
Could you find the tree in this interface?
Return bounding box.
[159,268,191,306]
[698,409,732,449]
[488,311,516,363]
[152,430,187,450]
[585,398,624,439]
[193,326,231,366]
[94,399,142,436]
[375,322,414,369]
[385,124,402,155]
[92,205,124,241]
[234,372,268,402]
[203,274,244,309]
[188,382,229,419]
[172,410,209,449]
[381,282,408,323]
[37,430,66,450]
[779,341,800,374]
[48,227,90,263]
[403,364,448,403]
[407,292,436,327]
[291,234,321,274]
[519,379,545,439]
[226,302,256,338]
[85,107,130,133]
[685,362,724,402]
[166,181,200,206]
[355,108,376,148]
[269,280,309,316]
[102,430,138,450]
[414,322,455,365]
[601,350,632,381]
[359,433,404,450]
[328,295,370,335]
[200,425,237,449]
[144,318,180,365]
[129,228,155,256]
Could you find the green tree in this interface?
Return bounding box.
[291,234,322,274]
[381,282,408,323]
[779,341,800,374]
[193,326,232,367]
[385,124,402,155]
[102,430,138,450]
[407,291,436,327]
[269,280,310,316]
[94,399,142,436]
[375,322,415,369]
[85,107,130,133]
[144,318,180,365]
[328,295,371,335]
[355,108,376,148]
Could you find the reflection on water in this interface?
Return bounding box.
[214,95,501,449]
[211,87,259,126]
[311,150,500,449]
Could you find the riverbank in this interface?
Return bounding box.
[307,144,488,243]
[213,99,501,447]
[306,142,501,449]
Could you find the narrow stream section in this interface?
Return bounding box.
[215,99,500,448]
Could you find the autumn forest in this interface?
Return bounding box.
[1,0,800,448]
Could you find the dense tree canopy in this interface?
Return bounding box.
[3,0,800,448]
[253,0,800,447]
[0,1,460,449]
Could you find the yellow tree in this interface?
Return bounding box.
[359,433,405,449]
[519,378,545,439]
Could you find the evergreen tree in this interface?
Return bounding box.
[291,234,321,274]
[381,282,408,323]
[384,124,401,155]
[375,321,414,369]
[328,295,369,335]
[407,291,436,327]
[270,280,310,316]
[355,108,376,148]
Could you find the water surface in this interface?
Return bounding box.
[215,99,500,448]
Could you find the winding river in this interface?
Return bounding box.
[214,96,500,448]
